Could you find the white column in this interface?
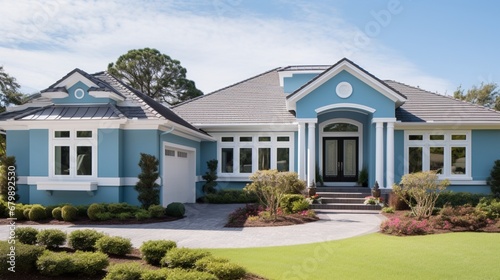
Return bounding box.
[298,122,306,180]
[307,122,316,187]
[375,122,384,188]
[386,122,395,189]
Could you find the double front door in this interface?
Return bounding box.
[323,137,358,182]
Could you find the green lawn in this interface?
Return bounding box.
[208,232,500,280]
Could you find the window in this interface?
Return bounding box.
[405,131,471,179]
[218,134,293,176]
[323,123,358,132]
[52,129,96,177]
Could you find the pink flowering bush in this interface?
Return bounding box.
[380,217,431,235]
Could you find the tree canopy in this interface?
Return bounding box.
[107,48,203,105]
[453,82,500,111]
[0,66,27,112]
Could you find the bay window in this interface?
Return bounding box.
[405,131,471,179]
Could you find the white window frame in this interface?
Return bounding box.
[49,128,98,179]
[216,132,295,179]
[404,130,472,180]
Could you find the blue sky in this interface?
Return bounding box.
[0,0,498,96]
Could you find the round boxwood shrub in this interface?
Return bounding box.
[15,227,39,245]
[0,241,45,275]
[36,229,67,249]
[201,261,246,280]
[161,247,211,269]
[61,205,78,222]
[52,207,63,220]
[95,236,132,256]
[140,240,177,266]
[68,229,105,251]
[103,262,145,280]
[148,204,165,218]
[11,206,26,220]
[36,250,109,276]
[72,251,109,276]
[135,209,151,221]
[142,268,217,280]
[87,203,106,221]
[76,205,89,217]
[44,205,56,218]
[165,202,185,218]
[29,205,47,221]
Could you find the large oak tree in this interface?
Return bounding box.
[454,82,500,111]
[108,48,203,105]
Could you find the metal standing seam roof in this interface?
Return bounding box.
[17,105,123,120]
[388,81,500,123]
[172,69,296,125]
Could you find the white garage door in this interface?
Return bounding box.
[163,144,195,206]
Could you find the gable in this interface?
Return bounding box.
[286,58,406,116]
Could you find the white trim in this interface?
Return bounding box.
[88,90,125,102]
[22,176,160,186]
[296,118,318,124]
[5,102,52,112]
[316,103,376,114]
[298,122,306,180]
[395,122,500,130]
[386,122,395,188]
[372,117,397,123]
[54,72,98,89]
[214,132,295,177]
[286,60,406,111]
[41,91,68,99]
[307,122,316,187]
[403,130,472,180]
[318,118,364,181]
[375,122,385,188]
[74,88,85,99]
[37,181,97,191]
[336,82,353,98]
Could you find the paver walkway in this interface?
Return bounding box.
[0,204,385,248]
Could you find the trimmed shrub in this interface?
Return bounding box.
[140,240,177,266]
[0,241,45,275]
[148,204,165,218]
[61,205,78,221]
[28,205,47,221]
[435,192,487,207]
[439,205,488,230]
[36,250,75,276]
[11,205,26,220]
[95,236,132,256]
[141,268,171,280]
[95,211,113,221]
[76,204,89,217]
[195,256,229,270]
[165,202,185,217]
[15,227,38,245]
[201,261,246,280]
[87,203,106,220]
[380,217,431,235]
[476,198,500,219]
[72,251,109,275]
[23,207,31,219]
[104,262,145,280]
[205,189,258,204]
[107,202,138,215]
[68,229,105,251]
[117,212,134,220]
[135,209,151,220]
[164,268,217,280]
[52,207,63,220]
[161,247,211,269]
[44,205,56,218]
[280,194,306,214]
[37,229,67,249]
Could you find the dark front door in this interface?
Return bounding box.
[323,137,358,182]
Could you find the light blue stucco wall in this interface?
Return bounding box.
[29,129,48,176]
[6,130,29,176]
[393,130,405,184]
[122,130,159,178]
[52,81,113,105]
[283,73,318,94]
[98,129,121,177]
[29,186,122,206]
[471,130,500,181]
[295,70,396,118]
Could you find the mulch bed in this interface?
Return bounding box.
[225,213,319,227]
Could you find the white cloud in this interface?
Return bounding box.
[0,0,453,95]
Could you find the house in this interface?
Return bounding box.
[1,58,500,206]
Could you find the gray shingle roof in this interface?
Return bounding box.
[172,69,296,125]
[388,81,500,123]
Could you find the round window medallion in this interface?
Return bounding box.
[74,88,85,99]
[336,82,353,98]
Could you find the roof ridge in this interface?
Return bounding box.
[172,67,280,108]
[387,80,500,115]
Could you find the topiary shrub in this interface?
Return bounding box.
[165,202,185,217]
[68,229,105,251]
[487,159,500,198]
[104,262,145,280]
[37,229,67,249]
[202,159,218,194]
[52,207,63,220]
[161,247,211,269]
[36,250,75,276]
[15,227,38,245]
[0,241,45,275]
[87,203,107,220]
[61,205,78,222]
[135,209,151,220]
[140,240,177,266]
[28,205,47,221]
[95,236,132,256]
[135,153,160,209]
[148,204,165,218]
